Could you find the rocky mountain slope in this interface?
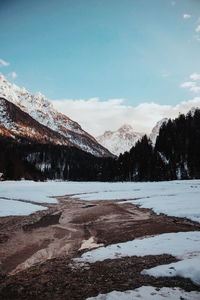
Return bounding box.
[0,74,112,157]
[96,124,144,156]
[0,97,73,145]
[149,118,169,145]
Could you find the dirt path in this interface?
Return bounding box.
[0,195,200,299]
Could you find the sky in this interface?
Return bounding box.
[0,0,200,135]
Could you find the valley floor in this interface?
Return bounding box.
[0,180,200,299]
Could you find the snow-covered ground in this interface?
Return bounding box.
[73,180,200,223]
[76,231,200,287]
[0,181,60,204]
[86,286,200,300]
[1,180,200,297]
[142,257,200,286]
[0,198,47,217]
[1,180,200,221]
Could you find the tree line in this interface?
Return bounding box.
[1,109,200,181]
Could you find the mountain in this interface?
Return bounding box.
[149,118,168,145]
[149,108,198,145]
[116,109,200,181]
[0,97,73,145]
[1,102,200,181]
[96,124,144,156]
[0,74,112,157]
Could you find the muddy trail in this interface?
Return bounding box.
[0,195,200,299]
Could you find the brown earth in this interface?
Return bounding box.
[0,195,200,299]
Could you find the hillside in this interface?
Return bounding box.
[0,74,112,157]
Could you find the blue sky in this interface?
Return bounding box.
[1,0,200,134]
[0,0,200,104]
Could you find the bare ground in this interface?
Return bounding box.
[0,195,200,299]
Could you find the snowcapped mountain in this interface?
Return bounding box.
[96,124,144,156]
[149,109,200,145]
[0,97,73,145]
[0,74,112,157]
[149,118,169,145]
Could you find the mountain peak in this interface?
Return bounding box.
[118,124,133,132]
[97,125,144,156]
[0,74,112,157]
[150,118,169,145]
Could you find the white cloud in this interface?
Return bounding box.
[183,14,191,19]
[181,74,200,93]
[9,72,17,79]
[51,97,200,136]
[190,73,200,81]
[0,59,10,67]
[181,81,195,88]
[196,25,200,33]
[190,86,200,93]
[193,22,200,41]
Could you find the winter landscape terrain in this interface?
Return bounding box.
[0,180,200,299]
[1,74,200,183]
[1,77,200,299]
[0,74,112,157]
[1,0,200,298]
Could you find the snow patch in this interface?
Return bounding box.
[0,198,47,216]
[142,257,200,286]
[75,231,200,264]
[86,286,200,300]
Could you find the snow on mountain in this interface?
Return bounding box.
[0,97,74,145]
[149,118,168,145]
[0,74,112,157]
[96,124,144,156]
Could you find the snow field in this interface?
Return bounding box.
[74,180,200,223]
[0,199,47,217]
[1,180,200,294]
[142,257,200,286]
[76,231,200,286]
[86,286,200,300]
[0,180,200,221]
[76,231,200,264]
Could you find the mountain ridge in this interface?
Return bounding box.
[0,97,74,146]
[96,124,144,156]
[0,74,112,157]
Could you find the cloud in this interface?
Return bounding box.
[194,23,200,41]
[51,97,200,136]
[181,81,195,88]
[171,1,176,6]
[0,59,10,67]
[183,14,191,19]
[195,25,200,33]
[190,73,200,81]
[181,74,200,93]
[190,86,200,93]
[9,72,17,79]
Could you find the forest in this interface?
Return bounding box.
[1,109,200,181]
